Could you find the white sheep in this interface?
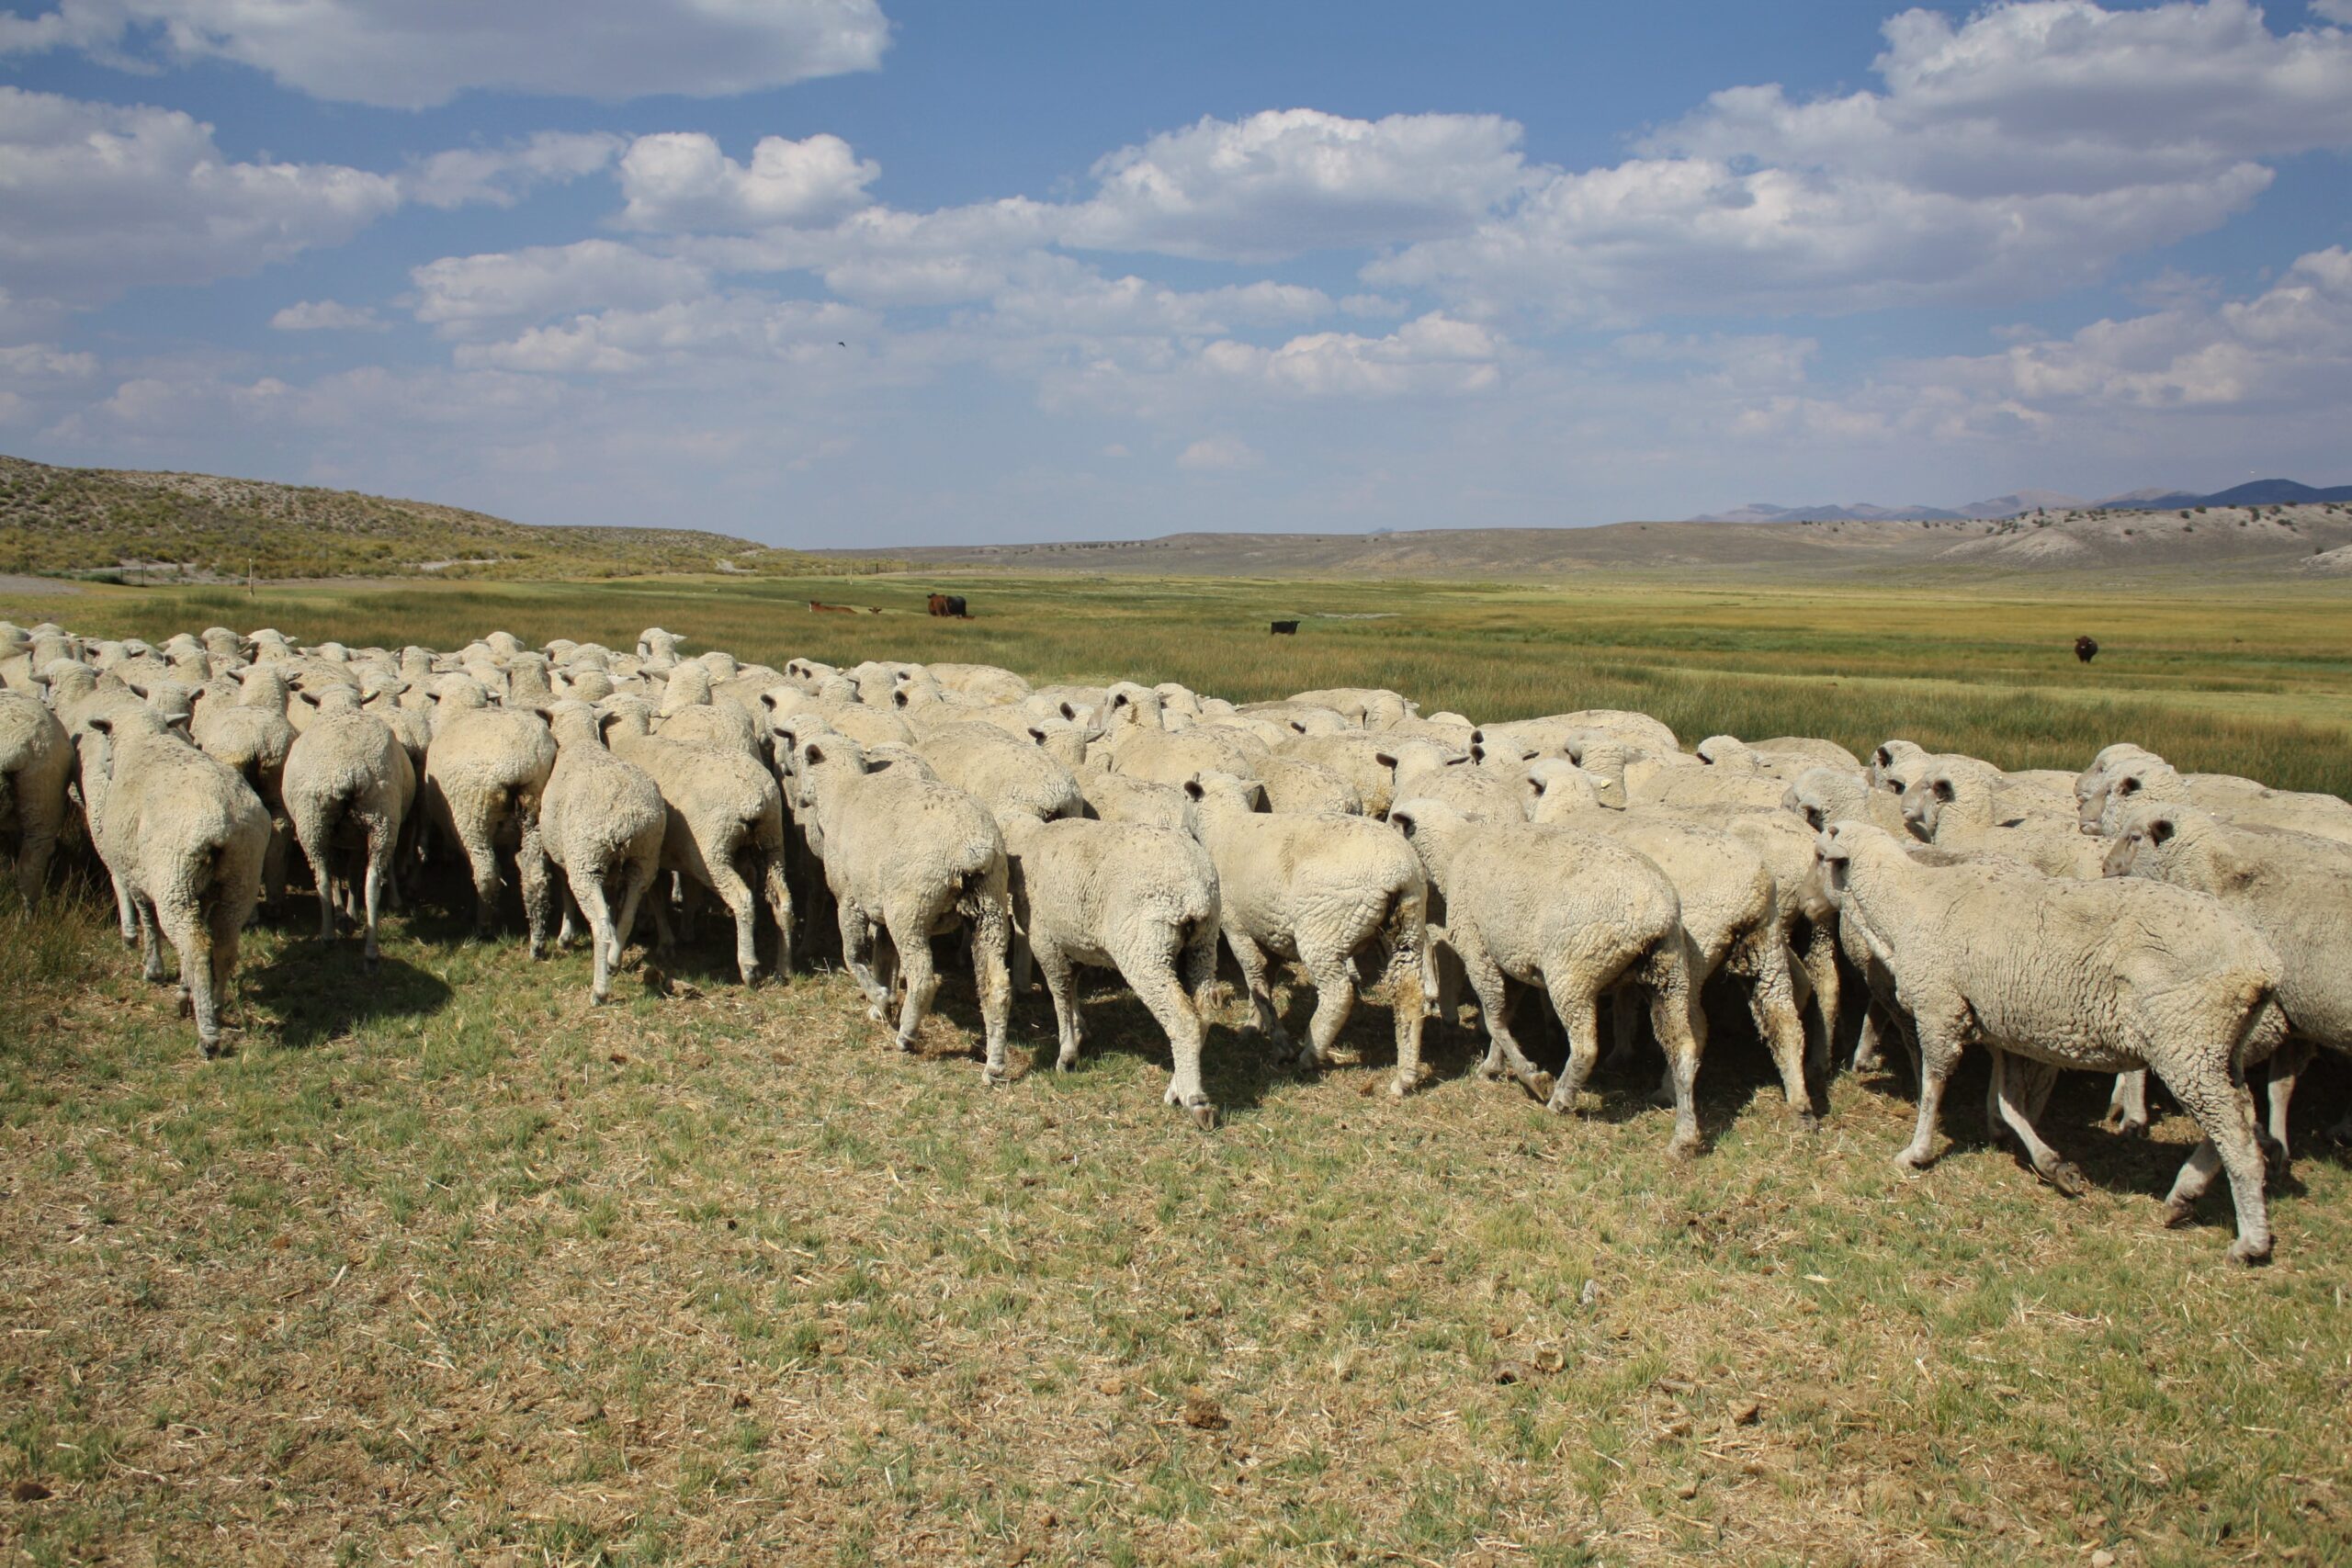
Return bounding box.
[1076,769,1191,831]
[1815,821,2285,1263]
[2105,801,2352,1152]
[421,681,558,938]
[80,708,271,1055]
[1181,772,1430,1094]
[281,688,415,964]
[2081,755,2352,846]
[1523,763,1815,1129]
[1387,798,1705,1152]
[1001,814,1222,1125]
[0,691,72,904]
[792,732,1013,1078]
[602,698,792,985]
[1900,761,2105,877]
[530,701,668,1004]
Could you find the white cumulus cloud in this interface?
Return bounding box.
[1371,0,2352,321]
[0,86,401,310]
[409,241,711,333]
[270,300,386,332]
[404,132,626,210]
[1063,108,1532,262]
[616,132,880,231]
[0,0,891,108]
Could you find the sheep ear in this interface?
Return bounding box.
[759,691,778,711]
[1933,779,1954,802]
[1374,751,1396,769]
[86,715,113,736]
[165,712,192,734]
[804,741,827,767]
[1524,774,1544,796]
[2119,776,2141,795]
[2149,816,2175,845]
[1392,807,1419,839]
[596,711,621,739]
[1027,727,1048,745]
[1058,702,1076,721]
[1469,742,1487,762]
[531,705,557,722]
[1288,720,1306,734]
[1182,778,1205,801]
[893,690,909,708]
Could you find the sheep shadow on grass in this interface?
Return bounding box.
[246,932,452,1051]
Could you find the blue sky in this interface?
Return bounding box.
[3,1,2350,546]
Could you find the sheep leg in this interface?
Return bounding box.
[300,829,337,942]
[881,911,941,1054]
[759,853,793,980]
[964,886,1014,1085]
[707,860,760,987]
[1457,941,1550,1100]
[1895,1009,1968,1173]
[156,896,220,1055]
[650,874,679,953]
[134,893,166,983]
[1383,928,1430,1099]
[611,860,655,976]
[1130,953,1215,1126]
[1036,938,1083,1070]
[1740,930,1816,1128]
[2158,1066,2273,1265]
[2101,1070,2151,1138]
[1645,943,1706,1158]
[359,829,389,966]
[112,868,139,948]
[458,827,503,939]
[2261,1037,2316,1159]
[1798,922,1840,1086]
[579,872,621,1006]
[1990,1052,2087,1196]
[521,845,554,961]
[1542,981,1604,1116]
[262,824,289,918]
[835,899,891,1021]
[1226,930,1287,1048]
[1294,943,1358,1072]
[207,880,254,1035]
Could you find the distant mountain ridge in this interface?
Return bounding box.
[1688,479,2352,524]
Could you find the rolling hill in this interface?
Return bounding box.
[0,454,892,581]
[833,501,2352,580]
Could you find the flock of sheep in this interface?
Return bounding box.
[3,617,2349,1268]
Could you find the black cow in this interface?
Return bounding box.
[2075,636,2099,664]
[1270,620,1299,635]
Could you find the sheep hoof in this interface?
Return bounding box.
[2100,1109,2148,1138]
[1187,1100,1220,1132]
[1056,1050,1080,1073]
[2043,1160,2089,1199]
[1645,1082,1677,1110]
[1894,1150,1931,1175]
[1666,1132,1702,1160]
[1521,1070,1555,1103]
[866,1004,889,1025]
[589,988,609,1007]
[1794,1111,1822,1134]
[2160,1197,2196,1229]
[894,1032,920,1054]
[981,1065,1011,1087]
[2228,1236,2273,1267]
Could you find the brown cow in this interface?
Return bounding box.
[809,600,854,615]
[928,593,950,616]
[2075,636,2099,663]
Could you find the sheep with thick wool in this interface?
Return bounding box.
[1815,821,2286,1264]
[1001,813,1223,1125]
[80,707,271,1056]
[792,732,1013,1078]
[529,702,668,1004]
[1182,771,1430,1095]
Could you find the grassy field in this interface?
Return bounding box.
[4,570,2351,1566]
